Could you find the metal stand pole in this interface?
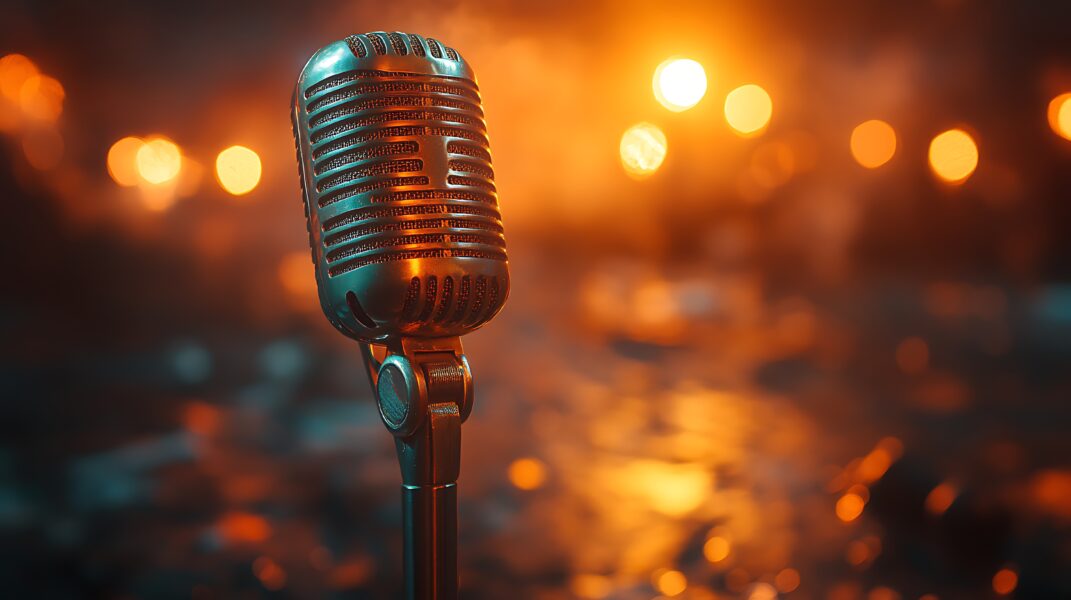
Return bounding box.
[362,340,472,600]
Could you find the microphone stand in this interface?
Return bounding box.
[361,338,473,600]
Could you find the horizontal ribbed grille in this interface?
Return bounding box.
[304,69,476,99]
[301,65,505,275]
[308,81,479,112]
[311,110,483,144]
[309,95,479,128]
[321,202,501,232]
[318,176,429,207]
[324,217,503,248]
[315,141,418,175]
[316,159,423,193]
[328,249,506,277]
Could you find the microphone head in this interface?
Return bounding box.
[291,32,509,343]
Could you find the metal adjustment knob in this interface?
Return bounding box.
[376,355,426,438]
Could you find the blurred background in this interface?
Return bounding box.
[1,0,1069,598]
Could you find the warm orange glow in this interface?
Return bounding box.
[653,57,707,112]
[508,457,548,490]
[215,145,262,196]
[703,535,731,562]
[895,336,929,375]
[928,129,978,184]
[253,556,287,591]
[0,54,38,100]
[653,569,687,597]
[1047,92,1071,141]
[18,74,64,121]
[217,511,271,543]
[724,84,772,136]
[183,401,221,436]
[621,459,710,516]
[136,137,183,184]
[858,448,892,482]
[925,481,958,516]
[21,127,63,170]
[836,491,866,522]
[850,119,897,168]
[107,136,146,187]
[725,568,751,592]
[619,122,667,179]
[748,582,778,600]
[992,568,1018,595]
[570,574,613,599]
[845,540,870,566]
[868,586,899,600]
[775,568,800,593]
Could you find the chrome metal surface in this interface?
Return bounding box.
[292,31,509,343]
[293,32,507,600]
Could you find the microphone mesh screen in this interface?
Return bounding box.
[300,34,506,279]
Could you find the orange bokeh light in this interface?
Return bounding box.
[0,54,38,100]
[836,491,866,522]
[136,136,183,185]
[507,457,548,490]
[925,481,958,516]
[1047,92,1071,141]
[107,136,146,187]
[724,84,772,136]
[850,119,897,168]
[928,129,978,184]
[619,122,667,179]
[19,74,65,121]
[215,145,262,196]
[992,568,1018,595]
[703,535,731,563]
[653,569,687,597]
[653,57,708,112]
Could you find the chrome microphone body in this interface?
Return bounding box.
[292,32,509,600]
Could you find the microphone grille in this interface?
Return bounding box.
[296,33,506,276]
[293,32,509,339]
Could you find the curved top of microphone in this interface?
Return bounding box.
[296,33,477,96]
[292,32,509,344]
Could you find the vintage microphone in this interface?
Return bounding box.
[291,32,509,599]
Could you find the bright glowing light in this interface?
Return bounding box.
[136,137,182,184]
[507,457,547,490]
[215,145,262,196]
[653,58,707,112]
[724,84,772,136]
[1048,92,1071,141]
[107,137,146,187]
[619,122,667,179]
[850,119,896,168]
[653,569,687,597]
[928,129,978,184]
[703,536,731,563]
[19,75,65,121]
[0,54,38,100]
[836,491,866,522]
[992,568,1018,595]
